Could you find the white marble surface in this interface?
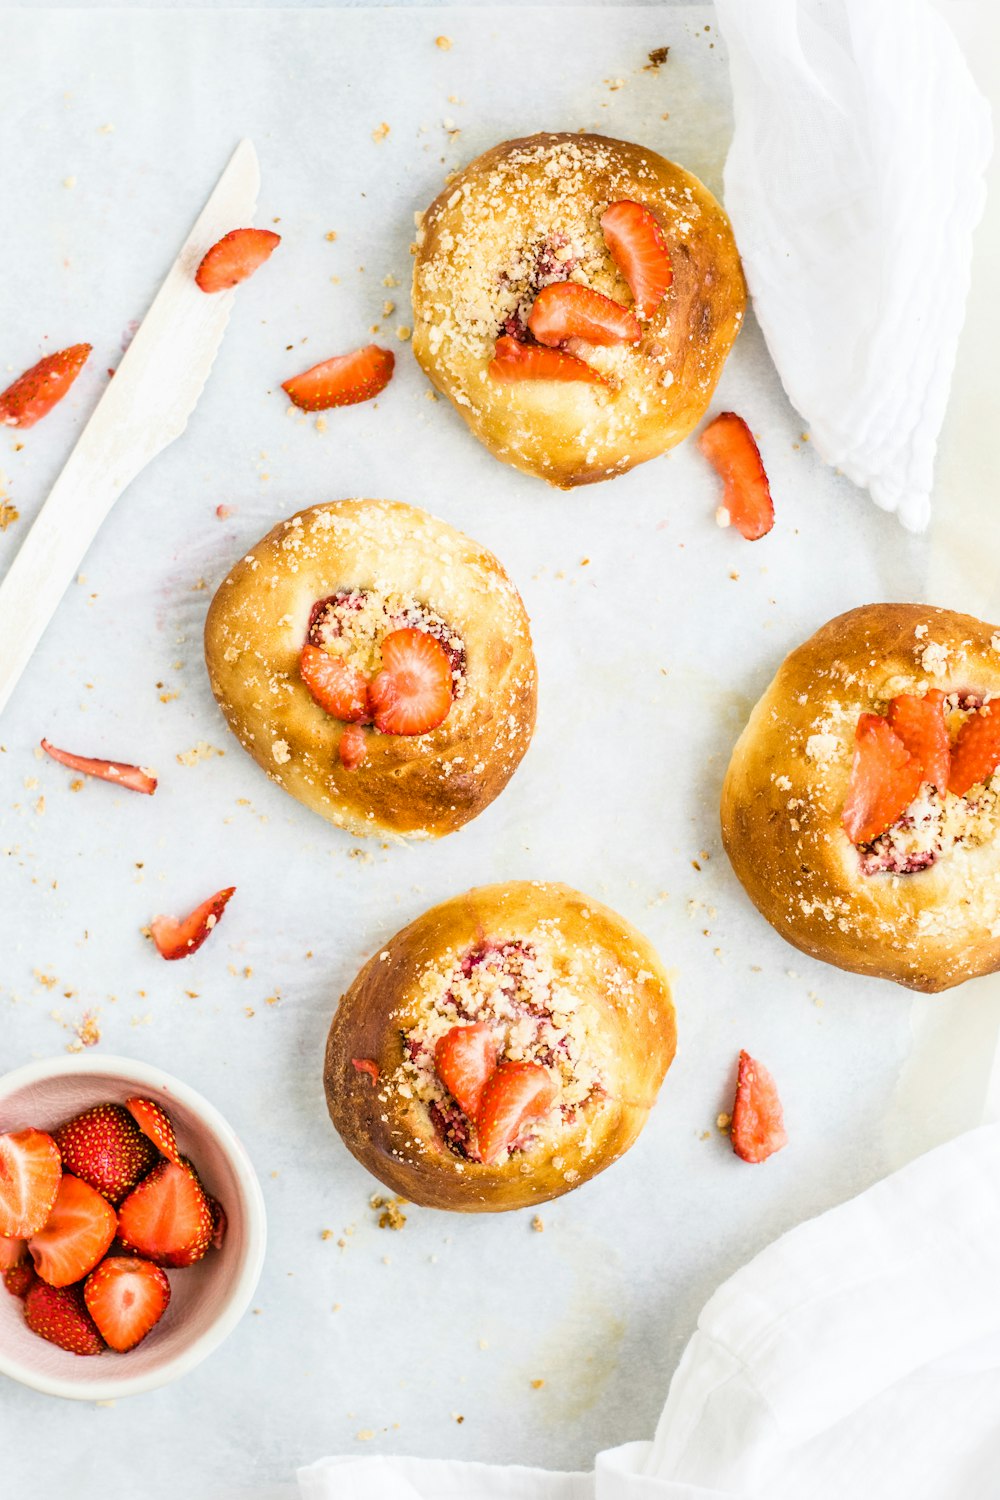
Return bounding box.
[0,5,997,1498]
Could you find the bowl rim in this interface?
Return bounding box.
[0,1052,267,1401]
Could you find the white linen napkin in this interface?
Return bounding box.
[298,1123,1000,1500]
[712,0,992,532]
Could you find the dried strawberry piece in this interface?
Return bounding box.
[282,345,394,410]
[699,412,774,541]
[41,739,157,794]
[731,1051,787,1164]
[842,713,922,846]
[195,228,280,293]
[0,344,91,429]
[150,887,235,960]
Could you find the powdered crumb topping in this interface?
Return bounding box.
[309,587,467,696]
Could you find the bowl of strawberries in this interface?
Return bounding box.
[0,1054,266,1399]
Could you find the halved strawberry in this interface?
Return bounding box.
[599,201,672,319]
[368,628,453,736]
[24,1280,104,1356]
[527,282,641,347]
[208,1197,227,1251]
[125,1098,181,1166]
[0,1234,27,1271]
[731,1050,788,1164]
[0,344,91,429]
[949,702,1000,796]
[699,412,774,541]
[28,1175,117,1287]
[0,1129,62,1238]
[150,886,235,960]
[84,1256,171,1352]
[195,228,281,293]
[41,739,157,795]
[351,1058,379,1084]
[300,644,369,723]
[887,691,950,792]
[488,335,606,385]
[842,713,923,845]
[435,1024,498,1120]
[54,1103,159,1205]
[476,1063,557,1166]
[3,1261,35,1299]
[282,345,394,410]
[338,722,368,770]
[116,1160,213,1268]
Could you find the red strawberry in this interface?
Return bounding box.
[488,334,606,385]
[54,1104,159,1205]
[0,344,91,429]
[435,1024,498,1120]
[125,1098,181,1166]
[116,1160,213,1268]
[84,1256,171,1352]
[300,644,370,723]
[0,1234,26,1271]
[731,1050,788,1164]
[41,739,157,794]
[476,1063,557,1166]
[351,1058,379,1084]
[28,1175,117,1287]
[699,412,775,541]
[949,702,1000,797]
[3,1262,35,1299]
[599,201,673,318]
[842,713,923,845]
[368,628,454,736]
[0,1129,62,1238]
[195,228,281,293]
[338,722,368,770]
[24,1280,104,1356]
[282,345,394,410]
[527,282,641,347]
[150,886,235,960]
[887,691,950,792]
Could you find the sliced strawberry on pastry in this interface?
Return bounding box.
[434,1023,498,1120]
[195,228,281,293]
[886,691,950,792]
[599,201,672,319]
[476,1063,557,1166]
[730,1050,787,1164]
[300,644,370,724]
[698,412,775,541]
[41,739,157,794]
[125,1098,182,1166]
[282,345,394,410]
[150,886,235,960]
[23,1280,104,1356]
[0,344,91,429]
[0,1129,62,1239]
[948,702,1000,797]
[338,722,368,770]
[84,1256,171,1352]
[487,335,607,386]
[368,628,454,736]
[116,1160,214,1269]
[351,1058,379,1084]
[27,1175,117,1287]
[842,713,923,845]
[54,1103,159,1206]
[527,282,641,347]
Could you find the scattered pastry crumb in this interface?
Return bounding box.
[716,1112,731,1132]
[435,34,452,49]
[325,231,337,242]
[920,641,949,675]
[452,1414,464,1425]
[67,1011,100,1052]
[531,1214,544,1232]
[0,500,19,531]
[356,1430,375,1442]
[644,46,670,69]
[396,325,411,341]
[321,1229,334,1241]
[370,1193,408,1230]
[372,122,391,144]
[176,741,224,766]
[271,739,291,765]
[63,176,76,189]
[530,1379,545,1390]
[382,273,399,288]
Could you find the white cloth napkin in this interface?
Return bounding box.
[712,0,992,532]
[298,1123,1000,1500]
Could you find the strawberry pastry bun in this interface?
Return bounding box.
[323,882,676,1211]
[721,604,1000,992]
[411,132,746,487]
[204,500,537,839]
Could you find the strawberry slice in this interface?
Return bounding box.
[300,644,370,723]
[194,228,281,293]
[476,1063,557,1166]
[527,282,641,347]
[207,1197,227,1251]
[0,344,91,429]
[54,1103,159,1206]
[0,1234,27,1271]
[949,702,1000,797]
[28,1175,117,1287]
[125,1098,181,1166]
[84,1256,171,1352]
[338,722,368,770]
[3,1261,35,1299]
[116,1160,213,1268]
[282,345,394,410]
[731,1050,787,1164]
[434,1023,498,1120]
[886,691,950,792]
[368,628,453,736]
[41,739,157,795]
[24,1280,104,1356]
[699,412,775,541]
[0,1129,62,1238]
[600,201,673,319]
[150,885,235,960]
[351,1058,379,1084]
[842,713,923,845]
[488,334,606,386]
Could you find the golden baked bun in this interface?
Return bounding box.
[323,882,677,1211]
[721,603,1000,992]
[411,131,746,488]
[204,500,537,840]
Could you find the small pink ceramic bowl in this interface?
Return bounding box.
[0,1054,266,1400]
